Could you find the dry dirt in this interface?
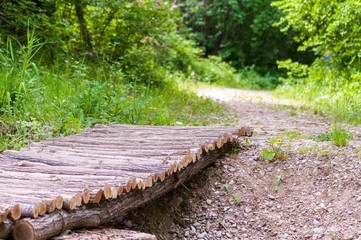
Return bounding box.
[62,87,361,240]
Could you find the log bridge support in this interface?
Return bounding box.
[0,124,252,239]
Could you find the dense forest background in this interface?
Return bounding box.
[1,0,360,150]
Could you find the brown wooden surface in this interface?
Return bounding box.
[0,124,248,239]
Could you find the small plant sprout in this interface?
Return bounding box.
[233,194,241,205]
[262,137,287,162]
[223,183,229,192]
[275,176,281,190]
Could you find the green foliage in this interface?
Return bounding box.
[235,68,279,90]
[273,0,361,123]
[163,33,238,84]
[313,125,352,147]
[0,36,236,151]
[178,0,313,73]
[262,137,287,162]
[275,176,281,190]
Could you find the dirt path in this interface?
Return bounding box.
[193,87,361,239]
[85,87,361,240]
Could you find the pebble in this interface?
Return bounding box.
[124,220,133,228]
[313,219,320,226]
[268,194,276,200]
[197,232,207,238]
[184,231,190,237]
[244,206,252,213]
[206,199,212,205]
[313,227,325,235]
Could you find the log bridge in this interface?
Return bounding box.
[0,124,252,239]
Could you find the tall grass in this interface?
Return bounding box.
[0,36,237,151]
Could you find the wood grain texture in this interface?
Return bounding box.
[0,124,252,238]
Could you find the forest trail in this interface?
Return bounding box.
[67,87,361,239]
[192,87,361,239]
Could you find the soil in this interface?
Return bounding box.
[63,87,361,239]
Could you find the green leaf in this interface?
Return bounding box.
[275,175,281,190]
[262,148,276,161]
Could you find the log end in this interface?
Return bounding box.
[125,181,132,193]
[82,189,90,205]
[102,185,112,200]
[63,196,78,210]
[38,202,47,216]
[10,204,21,221]
[46,200,56,214]
[13,220,35,240]
[90,190,103,204]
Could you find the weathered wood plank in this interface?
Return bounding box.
[0,124,251,238]
[12,143,233,239]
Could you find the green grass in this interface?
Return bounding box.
[0,37,237,151]
[312,125,352,147]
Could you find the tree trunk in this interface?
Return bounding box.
[73,0,93,54]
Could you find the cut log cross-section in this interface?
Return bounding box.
[0,124,252,239]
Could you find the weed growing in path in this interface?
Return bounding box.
[313,125,352,147]
[262,137,288,162]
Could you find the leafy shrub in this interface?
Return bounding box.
[273,0,361,123]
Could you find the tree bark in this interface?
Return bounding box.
[73,0,93,54]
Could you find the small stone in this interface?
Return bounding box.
[313,227,325,235]
[356,196,361,202]
[244,206,252,213]
[225,232,232,238]
[184,231,190,237]
[313,219,320,226]
[216,231,222,237]
[229,179,235,185]
[115,216,124,223]
[206,199,213,205]
[124,220,133,228]
[343,231,354,240]
[197,232,207,238]
[193,222,201,227]
[268,194,276,200]
[206,221,211,230]
[190,226,196,233]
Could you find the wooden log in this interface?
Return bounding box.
[125,180,132,193]
[102,185,112,200]
[111,187,118,199]
[20,204,39,219]
[0,200,42,219]
[89,189,103,204]
[0,220,14,239]
[11,143,234,240]
[37,202,47,216]
[45,200,56,214]
[81,189,90,205]
[62,195,80,210]
[0,206,9,223]
[159,172,166,182]
[9,203,21,221]
[118,186,124,196]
